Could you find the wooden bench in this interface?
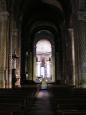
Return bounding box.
[0,103,22,115]
[58,110,86,115]
[0,87,37,115]
[49,86,86,115]
[57,103,86,110]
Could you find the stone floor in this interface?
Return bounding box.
[28,90,54,115]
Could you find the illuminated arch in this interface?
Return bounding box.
[33,30,55,83]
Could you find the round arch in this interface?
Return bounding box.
[33,29,55,83]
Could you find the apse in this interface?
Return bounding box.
[36,39,52,82]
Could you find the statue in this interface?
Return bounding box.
[41,78,47,89]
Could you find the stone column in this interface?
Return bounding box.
[25,51,29,80]
[8,17,17,88]
[68,28,76,86]
[0,12,9,88]
[52,42,55,82]
[65,27,78,87]
[60,27,67,84]
[16,30,21,87]
[78,22,86,88]
[64,28,73,85]
[8,17,13,88]
[28,51,34,81]
[65,28,77,86]
[32,50,34,81]
[55,52,61,81]
[70,0,80,87]
[10,19,21,87]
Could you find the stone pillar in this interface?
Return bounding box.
[65,27,78,86]
[8,18,17,88]
[9,19,21,87]
[68,28,76,86]
[55,52,61,82]
[52,42,55,82]
[30,51,33,81]
[25,51,29,80]
[60,27,67,84]
[65,28,77,86]
[64,28,73,85]
[0,12,9,88]
[8,17,13,88]
[16,30,21,87]
[70,0,80,87]
[78,22,86,88]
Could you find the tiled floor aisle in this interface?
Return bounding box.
[28,90,54,115]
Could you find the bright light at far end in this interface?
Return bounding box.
[36,62,40,77]
[41,67,45,78]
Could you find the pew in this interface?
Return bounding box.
[58,110,86,115]
[49,85,86,115]
[0,86,37,115]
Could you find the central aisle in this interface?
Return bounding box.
[29,89,54,115]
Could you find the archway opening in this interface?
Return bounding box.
[36,39,51,82]
[33,30,55,83]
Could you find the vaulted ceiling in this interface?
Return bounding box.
[6,0,72,28]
